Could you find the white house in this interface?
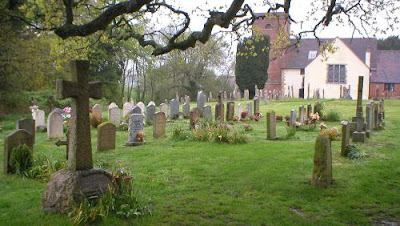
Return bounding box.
[281,38,373,99]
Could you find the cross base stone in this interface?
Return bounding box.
[42,168,113,213]
[352,131,366,142]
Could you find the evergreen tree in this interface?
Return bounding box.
[235,35,270,98]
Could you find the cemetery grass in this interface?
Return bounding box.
[0,99,399,225]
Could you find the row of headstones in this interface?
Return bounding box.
[349,99,385,143]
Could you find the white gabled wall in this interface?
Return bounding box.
[282,69,303,98]
[304,38,370,99]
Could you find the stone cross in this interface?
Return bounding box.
[352,76,366,142]
[56,60,102,171]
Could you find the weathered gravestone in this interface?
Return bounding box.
[266,111,276,140]
[47,111,64,139]
[312,135,332,188]
[97,122,116,152]
[215,91,224,122]
[203,105,212,120]
[307,103,312,119]
[244,89,249,100]
[4,129,34,174]
[341,121,350,156]
[183,102,190,119]
[146,102,156,122]
[246,102,252,117]
[42,60,113,214]
[32,108,46,130]
[108,103,120,126]
[17,118,35,143]
[253,97,260,116]
[299,105,305,123]
[197,91,206,114]
[153,112,166,138]
[170,99,180,119]
[289,109,297,128]
[130,105,142,115]
[365,102,373,138]
[136,102,145,116]
[160,103,168,117]
[237,103,244,119]
[91,104,102,122]
[126,113,144,146]
[351,76,366,142]
[226,102,235,121]
[123,102,133,118]
[189,108,202,129]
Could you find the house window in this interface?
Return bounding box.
[265,24,273,30]
[384,83,395,92]
[327,65,346,83]
[300,68,305,75]
[308,51,317,59]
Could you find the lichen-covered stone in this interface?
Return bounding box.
[42,169,113,213]
[312,135,332,188]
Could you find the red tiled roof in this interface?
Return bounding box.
[281,38,377,69]
[371,50,400,83]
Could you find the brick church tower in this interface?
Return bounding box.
[253,13,290,96]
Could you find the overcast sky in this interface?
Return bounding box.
[155,0,400,39]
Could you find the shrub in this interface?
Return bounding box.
[285,127,297,139]
[172,126,191,141]
[345,144,367,160]
[69,181,150,224]
[26,153,66,181]
[9,144,33,174]
[323,109,341,122]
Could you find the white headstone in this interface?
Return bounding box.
[47,111,64,138]
[108,106,120,125]
[123,102,133,118]
[160,103,168,117]
[136,102,145,116]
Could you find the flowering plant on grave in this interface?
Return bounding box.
[241,111,248,119]
[114,168,130,178]
[243,123,253,131]
[62,107,71,120]
[136,130,145,142]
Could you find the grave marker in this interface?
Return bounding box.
[203,105,212,120]
[189,108,202,129]
[108,104,120,126]
[42,60,112,213]
[47,111,64,139]
[170,99,179,119]
[312,135,332,188]
[146,102,156,122]
[266,111,276,140]
[4,129,34,174]
[226,102,235,121]
[183,102,190,119]
[97,122,116,152]
[126,113,144,146]
[215,91,224,122]
[153,112,166,138]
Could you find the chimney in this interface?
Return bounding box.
[365,48,371,68]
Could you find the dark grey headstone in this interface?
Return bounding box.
[4,129,34,174]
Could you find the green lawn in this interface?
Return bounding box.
[0,99,399,225]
